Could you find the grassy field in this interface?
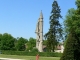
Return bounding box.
[0,54,60,60]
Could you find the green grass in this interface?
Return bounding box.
[0,54,60,60]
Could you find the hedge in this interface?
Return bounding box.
[1,50,62,57]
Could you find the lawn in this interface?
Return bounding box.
[0,54,60,60]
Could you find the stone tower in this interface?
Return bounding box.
[35,11,43,52]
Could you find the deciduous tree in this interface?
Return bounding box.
[60,0,80,60]
[0,33,15,50]
[16,37,28,51]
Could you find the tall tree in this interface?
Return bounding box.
[63,8,75,47]
[60,0,80,60]
[44,0,62,52]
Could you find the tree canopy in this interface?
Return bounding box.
[60,0,80,60]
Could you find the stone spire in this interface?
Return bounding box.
[39,10,43,19]
[35,11,43,52]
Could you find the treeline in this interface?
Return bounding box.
[0,33,46,51]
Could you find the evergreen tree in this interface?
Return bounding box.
[44,0,62,52]
[60,0,80,60]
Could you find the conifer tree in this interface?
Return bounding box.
[44,0,62,52]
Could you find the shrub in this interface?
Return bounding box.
[31,48,38,52]
[1,50,62,57]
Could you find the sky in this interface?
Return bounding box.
[0,0,76,40]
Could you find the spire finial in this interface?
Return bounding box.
[54,0,56,1]
[40,10,43,19]
[41,10,42,12]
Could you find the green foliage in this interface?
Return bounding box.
[16,37,28,51]
[0,33,16,50]
[60,33,76,60]
[31,48,38,52]
[0,33,36,51]
[64,8,75,34]
[26,37,36,50]
[44,0,62,52]
[0,34,2,49]
[1,50,62,57]
[60,0,80,60]
[43,40,47,45]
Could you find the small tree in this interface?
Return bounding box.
[27,37,36,51]
[16,37,27,51]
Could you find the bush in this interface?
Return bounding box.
[32,48,38,52]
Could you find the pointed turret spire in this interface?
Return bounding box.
[40,10,43,19]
